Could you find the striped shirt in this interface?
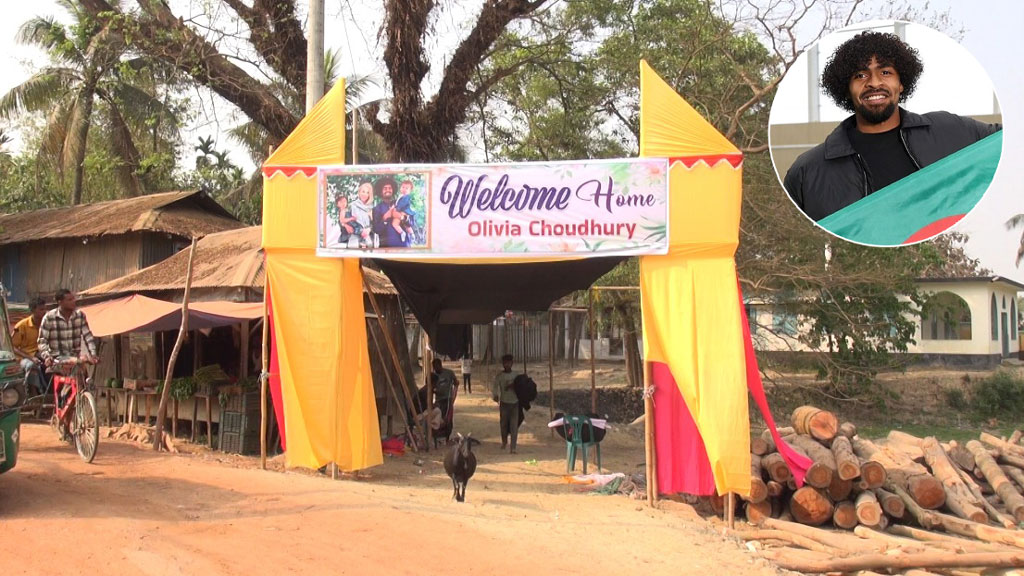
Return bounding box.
[37,308,96,361]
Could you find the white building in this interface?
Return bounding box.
[746,276,1023,368]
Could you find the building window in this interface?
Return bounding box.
[1013,300,1018,340]
[922,292,972,341]
[772,309,798,337]
[992,294,999,341]
[744,305,757,335]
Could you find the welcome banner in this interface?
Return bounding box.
[316,158,669,258]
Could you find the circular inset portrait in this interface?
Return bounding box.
[769,20,1003,246]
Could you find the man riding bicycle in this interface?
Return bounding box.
[36,289,98,374]
[12,297,47,395]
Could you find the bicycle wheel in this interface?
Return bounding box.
[74,391,99,463]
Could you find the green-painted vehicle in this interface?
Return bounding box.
[0,285,26,474]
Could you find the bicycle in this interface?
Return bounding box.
[47,357,99,463]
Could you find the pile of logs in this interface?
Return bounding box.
[721,405,1024,574]
[108,423,178,453]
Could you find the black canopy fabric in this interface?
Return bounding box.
[374,257,624,358]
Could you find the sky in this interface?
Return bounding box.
[0,0,1021,283]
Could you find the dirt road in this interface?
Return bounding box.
[2,398,779,576]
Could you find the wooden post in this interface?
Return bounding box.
[260,289,269,469]
[522,314,527,373]
[725,492,735,528]
[643,360,657,505]
[588,289,596,413]
[367,322,418,453]
[548,310,554,437]
[361,273,418,418]
[424,333,432,450]
[239,320,250,381]
[154,238,196,450]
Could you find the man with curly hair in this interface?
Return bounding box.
[784,30,1001,221]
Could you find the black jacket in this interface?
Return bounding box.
[783,109,1001,221]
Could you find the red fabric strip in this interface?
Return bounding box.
[737,281,812,486]
[261,165,317,178]
[903,214,964,244]
[668,155,744,169]
[267,286,286,451]
[652,361,717,495]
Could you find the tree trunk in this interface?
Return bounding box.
[947,440,977,472]
[791,405,838,444]
[747,454,768,504]
[832,500,858,529]
[967,440,1024,523]
[839,421,858,439]
[921,437,987,523]
[153,238,196,450]
[828,475,854,502]
[785,434,836,489]
[762,452,792,483]
[855,490,883,527]
[759,549,1024,574]
[70,83,97,205]
[622,323,641,388]
[831,436,861,481]
[853,437,944,509]
[789,486,833,526]
[758,428,778,454]
[875,487,905,519]
[744,499,772,524]
[890,483,1024,549]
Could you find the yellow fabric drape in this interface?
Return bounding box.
[262,78,382,471]
[267,253,382,470]
[638,60,751,495]
[265,80,348,168]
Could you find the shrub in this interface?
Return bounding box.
[943,387,968,410]
[969,371,1024,415]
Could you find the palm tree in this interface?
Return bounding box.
[0,1,179,204]
[1007,214,1024,267]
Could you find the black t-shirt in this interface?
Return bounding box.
[847,125,919,192]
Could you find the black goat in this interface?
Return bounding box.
[443,433,480,502]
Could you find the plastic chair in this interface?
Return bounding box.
[563,415,601,474]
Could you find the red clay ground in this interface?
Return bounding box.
[2,399,780,576]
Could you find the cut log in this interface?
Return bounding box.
[757,428,777,454]
[789,486,834,526]
[998,451,1024,470]
[855,437,944,509]
[983,432,1024,459]
[758,548,1024,574]
[839,421,858,439]
[922,437,988,523]
[828,475,854,502]
[785,434,836,489]
[887,524,1011,553]
[831,436,861,481]
[1010,430,1023,446]
[750,436,771,456]
[947,440,977,472]
[967,440,1024,523]
[855,490,883,527]
[833,500,859,529]
[743,499,773,524]
[891,483,1024,549]
[776,426,795,437]
[709,492,725,516]
[756,517,883,553]
[762,452,792,483]
[791,405,838,443]
[967,466,1019,529]
[860,459,888,490]
[747,454,768,504]
[875,487,906,519]
[1002,465,1024,493]
[766,480,784,497]
[728,528,839,555]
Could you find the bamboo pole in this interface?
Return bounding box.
[424,333,432,450]
[548,310,554,437]
[643,360,657,505]
[154,238,196,451]
[361,273,418,418]
[589,289,596,413]
[367,321,418,454]
[260,284,269,469]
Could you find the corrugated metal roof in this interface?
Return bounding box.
[81,226,398,296]
[0,190,241,245]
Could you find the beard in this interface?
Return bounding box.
[853,99,898,125]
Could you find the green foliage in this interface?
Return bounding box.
[969,371,1024,416]
[943,387,968,411]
